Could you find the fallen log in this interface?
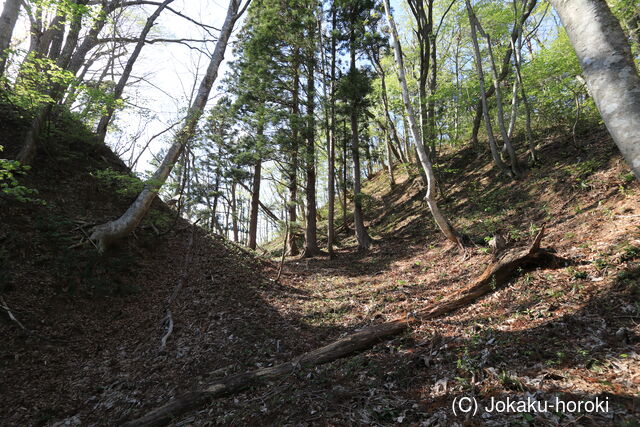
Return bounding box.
[122,321,407,427]
[420,227,552,319]
[124,228,555,426]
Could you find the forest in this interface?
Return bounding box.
[0,0,639,425]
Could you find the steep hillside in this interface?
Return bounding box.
[2,106,639,426]
[0,105,317,425]
[231,128,640,426]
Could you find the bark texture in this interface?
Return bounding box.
[248,159,262,250]
[383,0,463,248]
[90,0,243,251]
[349,37,372,251]
[0,0,21,75]
[466,0,512,177]
[303,25,319,257]
[550,0,640,180]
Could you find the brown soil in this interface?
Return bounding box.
[1,108,638,426]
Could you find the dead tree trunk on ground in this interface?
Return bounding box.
[123,229,554,426]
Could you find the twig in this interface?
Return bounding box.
[276,217,289,282]
[79,226,100,251]
[159,220,199,351]
[160,310,174,351]
[68,238,88,249]
[0,296,27,331]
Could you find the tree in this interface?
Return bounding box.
[336,0,379,251]
[302,6,320,257]
[383,0,463,248]
[0,0,21,76]
[247,122,264,250]
[550,0,640,180]
[90,0,249,251]
[320,1,338,258]
[95,0,176,142]
[466,0,514,177]
[468,0,537,146]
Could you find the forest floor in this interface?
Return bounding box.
[204,129,640,426]
[1,109,639,426]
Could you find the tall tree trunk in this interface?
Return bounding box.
[407,0,432,152]
[381,92,406,164]
[386,131,396,187]
[469,0,537,145]
[231,181,239,243]
[90,0,244,251]
[212,170,222,233]
[287,48,301,256]
[511,6,536,163]
[370,50,407,164]
[364,135,373,177]
[17,0,100,164]
[0,0,20,76]
[47,13,67,61]
[57,2,88,71]
[303,21,319,257]
[550,0,640,180]
[96,0,175,142]
[383,0,463,248]
[349,38,373,251]
[248,157,262,250]
[326,4,337,258]
[473,15,520,176]
[466,0,512,177]
[341,119,348,231]
[427,15,438,158]
[454,33,461,141]
[507,77,519,140]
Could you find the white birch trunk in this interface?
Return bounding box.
[465,0,512,177]
[550,0,640,180]
[90,0,243,251]
[0,0,21,75]
[383,0,463,248]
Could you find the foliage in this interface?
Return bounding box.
[0,146,42,203]
[7,52,76,111]
[91,168,144,197]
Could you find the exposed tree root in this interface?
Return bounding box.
[0,296,26,331]
[125,228,556,426]
[159,224,197,352]
[419,227,558,319]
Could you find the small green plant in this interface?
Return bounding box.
[621,172,635,184]
[92,168,144,197]
[508,227,523,241]
[0,146,43,204]
[567,267,588,280]
[621,245,640,261]
[546,351,566,366]
[617,268,639,283]
[498,370,525,391]
[593,256,610,271]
